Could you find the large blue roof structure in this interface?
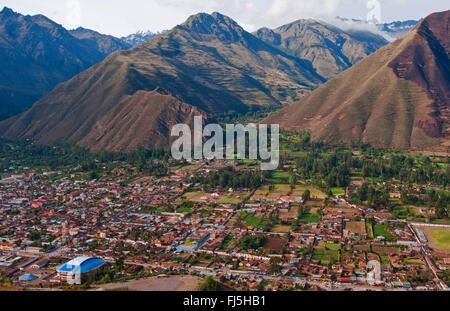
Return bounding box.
[19,274,38,281]
[56,256,105,273]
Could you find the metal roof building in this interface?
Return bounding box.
[56,256,105,273]
[18,274,38,281]
[56,256,105,284]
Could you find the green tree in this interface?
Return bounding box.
[302,190,311,202]
[198,276,224,291]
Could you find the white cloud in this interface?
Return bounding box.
[265,0,342,20]
[0,0,448,36]
[327,16,396,41]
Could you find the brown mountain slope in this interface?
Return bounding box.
[0,85,206,153]
[254,19,388,79]
[78,89,208,152]
[123,12,324,113]
[69,27,131,55]
[265,10,450,151]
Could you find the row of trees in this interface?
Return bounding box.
[360,155,449,186]
[295,151,353,188]
[401,188,449,218]
[285,132,449,188]
[350,182,390,209]
[191,166,264,189]
[350,181,449,216]
[0,140,170,172]
[238,235,266,250]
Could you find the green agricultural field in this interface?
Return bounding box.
[178,164,198,171]
[312,249,340,264]
[45,174,70,181]
[219,196,243,204]
[429,230,450,250]
[299,212,320,223]
[403,258,423,264]
[391,206,417,220]
[254,184,290,196]
[380,255,390,265]
[239,212,271,229]
[331,188,345,196]
[182,192,205,201]
[324,243,341,250]
[374,224,396,242]
[254,185,271,196]
[436,163,447,169]
[366,221,374,239]
[318,241,341,250]
[220,235,234,250]
[237,161,259,168]
[270,171,290,184]
[291,185,327,199]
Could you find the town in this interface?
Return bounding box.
[0,135,449,292]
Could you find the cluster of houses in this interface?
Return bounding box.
[0,159,448,291]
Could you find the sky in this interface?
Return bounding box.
[0,0,449,37]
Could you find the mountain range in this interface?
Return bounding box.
[0,12,330,151]
[1,8,386,123]
[69,27,131,55]
[265,10,450,151]
[0,7,130,120]
[120,30,167,47]
[254,19,388,79]
[1,7,445,153]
